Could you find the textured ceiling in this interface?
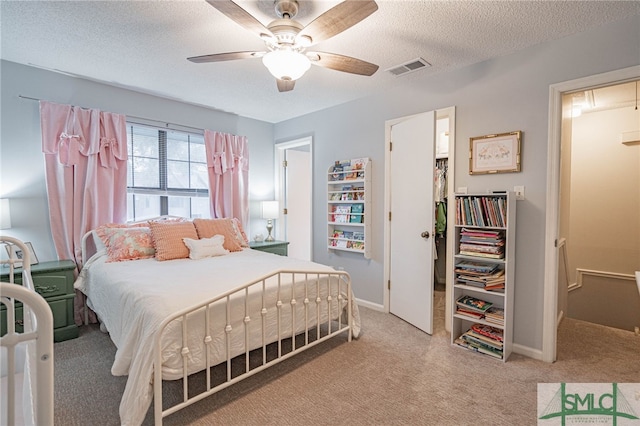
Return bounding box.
[1,0,639,123]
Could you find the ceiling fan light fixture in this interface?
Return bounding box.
[262,49,311,81]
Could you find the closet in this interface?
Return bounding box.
[434,118,449,290]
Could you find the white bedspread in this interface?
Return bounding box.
[76,249,360,426]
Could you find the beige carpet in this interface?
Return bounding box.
[53,291,640,425]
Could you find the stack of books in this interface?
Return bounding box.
[455,260,505,292]
[484,307,505,326]
[458,228,505,259]
[455,295,492,320]
[454,323,504,359]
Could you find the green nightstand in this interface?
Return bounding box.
[1,260,79,342]
[249,240,289,256]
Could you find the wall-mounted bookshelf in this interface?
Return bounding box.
[327,158,371,259]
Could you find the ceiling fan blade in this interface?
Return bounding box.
[277,79,296,92]
[205,0,273,39]
[307,52,378,76]
[297,0,378,46]
[188,51,265,63]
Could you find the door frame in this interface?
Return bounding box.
[275,136,313,253]
[383,106,456,332]
[542,65,640,363]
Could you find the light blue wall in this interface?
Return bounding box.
[0,60,275,261]
[273,15,640,351]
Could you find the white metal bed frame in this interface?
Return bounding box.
[1,236,54,426]
[80,229,355,425]
[152,268,353,425]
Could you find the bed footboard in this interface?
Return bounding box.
[1,237,54,426]
[153,269,353,425]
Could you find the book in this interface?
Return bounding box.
[470,323,504,342]
[350,203,364,223]
[350,241,364,250]
[456,295,492,313]
[455,308,484,319]
[454,336,503,359]
[330,165,343,181]
[333,205,351,223]
[351,158,367,170]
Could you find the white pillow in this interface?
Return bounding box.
[182,235,229,260]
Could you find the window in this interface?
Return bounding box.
[126,124,210,221]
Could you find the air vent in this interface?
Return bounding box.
[386,58,431,77]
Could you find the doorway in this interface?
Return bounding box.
[559,81,640,331]
[543,65,640,363]
[275,137,312,260]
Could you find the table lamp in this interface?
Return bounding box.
[261,201,279,242]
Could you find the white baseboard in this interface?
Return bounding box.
[356,298,384,311]
[513,343,544,361]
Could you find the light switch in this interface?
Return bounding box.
[514,186,525,200]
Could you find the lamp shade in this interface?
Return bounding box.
[261,201,279,220]
[0,198,11,229]
[262,50,311,81]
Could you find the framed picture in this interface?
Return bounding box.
[469,131,522,175]
[5,242,39,267]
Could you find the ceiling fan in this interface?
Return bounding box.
[188,0,379,92]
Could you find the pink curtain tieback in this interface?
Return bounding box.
[211,152,227,175]
[58,132,82,166]
[99,137,119,169]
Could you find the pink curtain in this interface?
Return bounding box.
[40,101,127,325]
[204,130,249,227]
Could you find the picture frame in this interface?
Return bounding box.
[469,131,522,175]
[5,241,39,267]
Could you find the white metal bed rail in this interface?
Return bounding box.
[153,268,352,425]
[1,236,54,426]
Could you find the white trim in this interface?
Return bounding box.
[543,65,640,363]
[567,282,581,292]
[576,268,636,285]
[275,136,313,256]
[513,343,543,361]
[356,298,385,311]
[439,107,456,333]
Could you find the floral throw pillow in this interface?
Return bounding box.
[96,226,156,262]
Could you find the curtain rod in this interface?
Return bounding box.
[17,94,206,133]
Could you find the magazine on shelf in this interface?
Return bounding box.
[455,308,484,320]
[332,205,351,223]
[350,203,364,223]
[456,295,492,313]
[470,323,504,342]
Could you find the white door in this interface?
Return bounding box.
[389,111,436,334]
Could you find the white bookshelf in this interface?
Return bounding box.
[327,158,371,259]
[451,192,516,361]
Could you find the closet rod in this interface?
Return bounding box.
[17,94,206,133]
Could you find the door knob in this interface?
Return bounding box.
[421,231,430,239]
